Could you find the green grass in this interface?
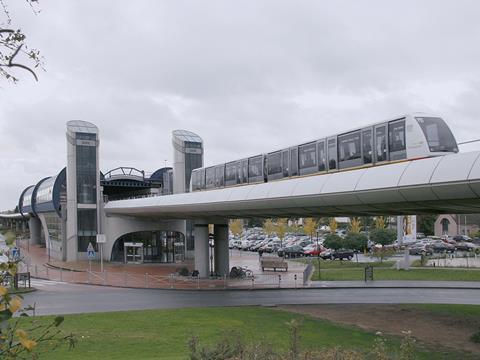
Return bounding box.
[16,306,468,359]
[403,304,480,318]
[299,259,395,269]
[314,267,480,281]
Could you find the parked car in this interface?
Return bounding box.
[408,243,433,255]
[303,245,324,257]
[455,242,479,252]
[277,245,304,258]
[453,235,472,242]
[321,249,354,260]
[430,240,455,253]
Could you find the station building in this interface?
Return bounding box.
[3,121,204,265]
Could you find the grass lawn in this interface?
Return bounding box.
[298,259,395,269]
[313,266,480,281]
[16,306,472,359]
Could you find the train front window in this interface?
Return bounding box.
[416,117,458,152]
[206,167,215,189]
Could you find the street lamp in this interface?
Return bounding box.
[316,229,321,280]
[209,233,214,277]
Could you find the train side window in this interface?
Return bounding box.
[290,147,298,176]
[191,171,197,191]
[317,140,326,171]
[225,162,238,186]
[327,138,337,170]
[206,167,216,189]
[267,152,282,176]
[200,169,206,189]
[299,142,317,175]
[215,165,225,187]
[362,129,373,164]
[389,119,406,153]
[375,125,388,162]
[241,159,248,183]
[338,131,361,162]
[282,150,289,177]
[248,156,264,183]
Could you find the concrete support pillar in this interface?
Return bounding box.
[194,221,210,278]
[29,217,42,245]
[214,223,230,277]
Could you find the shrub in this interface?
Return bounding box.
[323,234,344,250]
[370,228,396,246]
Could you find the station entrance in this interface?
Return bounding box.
[111,230,185,263]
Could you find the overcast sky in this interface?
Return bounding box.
[1,1,480,209]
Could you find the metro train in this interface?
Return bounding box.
[190,113,459,192]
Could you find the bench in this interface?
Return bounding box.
[260,258,288,272]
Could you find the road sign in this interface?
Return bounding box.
[12,247,20,259]
[87,243,95,259]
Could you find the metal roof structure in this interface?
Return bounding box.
[105,151,480,220]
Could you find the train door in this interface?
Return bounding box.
[327,136,337,171]
[374,124,388,163]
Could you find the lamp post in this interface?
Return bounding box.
[209,233,214,277]
[316,229,321,280]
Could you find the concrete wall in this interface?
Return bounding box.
[103,214,185,261]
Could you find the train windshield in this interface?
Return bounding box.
[416,117,458,153]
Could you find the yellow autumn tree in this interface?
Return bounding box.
[349,217,362,234]
[263,219,276,237]
[229,219,244,238]
[374,216,387,229]
[303,218,318,240]
[329,218,338,234]
[275,218,288,248]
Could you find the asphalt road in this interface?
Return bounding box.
[22,279,480,316]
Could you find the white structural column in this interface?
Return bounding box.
[194,221,210,277]
[29,217,42,245]
[214,222,229,277]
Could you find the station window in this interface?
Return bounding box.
[248,156,264,181]
[225,162,237,185]
[338,131,361,162]
[240,159,248,183]
[215,166,225,187]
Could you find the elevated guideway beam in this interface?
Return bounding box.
[104,151,480,219]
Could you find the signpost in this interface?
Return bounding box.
[87,242,95,272]
[96,234,106,272]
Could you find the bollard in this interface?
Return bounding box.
[197,275,200,289]
[223,274,227,289]
[35,264,38,277]
[278,274,281,288]
[294,274,297,289]
[104,270,107,285]
[251,276,254,289]
[87,271,91,284]
[46,267,49,279]
[124,272,127,286]
[170,274,174,289]
[145,273,149,288]
[60,268,63,282]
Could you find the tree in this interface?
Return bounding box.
[417,214,437,236]
[323,233,344,251]
[328,218,338,234]
[0,257,75,357]
[344,232,368,262]
[262,219,275,237]
[229,219,243,238]
[1,0,43,82]
[370,228,396,246]
[303,218,318,240]
[275,218,288,248]
[348,217,362,234]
